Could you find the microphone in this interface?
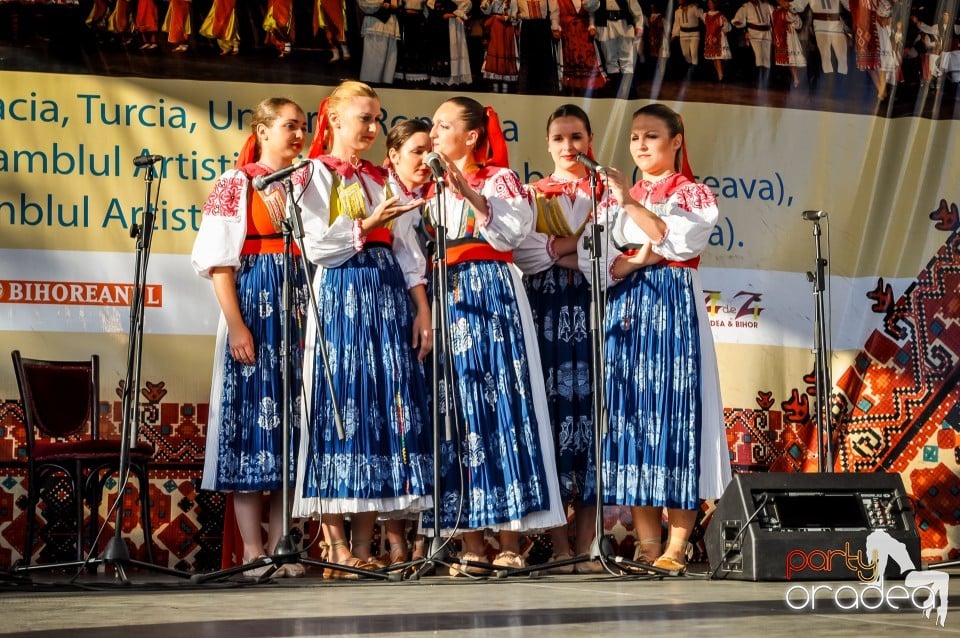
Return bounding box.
[133,154,164,166]
[423,152,446,180]
[576,153,605,174]
[802,210,827,221]
[252,160,310,191]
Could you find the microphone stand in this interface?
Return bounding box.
[406,175,459,580]
[101,161,189,580]
[16,159,190,582]
[806,215,833,473]
[584,168,621,576]
[191,175,386,583]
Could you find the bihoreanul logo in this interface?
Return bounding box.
[784,530,950,627]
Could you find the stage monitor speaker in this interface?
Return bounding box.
[705,472,920,581]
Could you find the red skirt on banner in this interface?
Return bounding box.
[482,17,519,81]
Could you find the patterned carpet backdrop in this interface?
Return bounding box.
[2,2,959,569]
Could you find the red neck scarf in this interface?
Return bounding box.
[629,172,690,205]
[316,155,387,185]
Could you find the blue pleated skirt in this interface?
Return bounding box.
[429,259,553,531]
[525,265,595,505]
[206,253,307,492]
[599,263,702,510]
[299,247,433,513]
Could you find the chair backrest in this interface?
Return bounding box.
[11,350,100,447]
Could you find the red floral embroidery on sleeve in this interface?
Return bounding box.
[673,183,717,216]
[291,163,312,189]
[201,173,247,218]
[489,169,526,200]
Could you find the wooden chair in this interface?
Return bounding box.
[11,350,156,567]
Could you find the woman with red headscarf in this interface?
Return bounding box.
[423,96,565,575]
[291,81,434,579]
[514,104,611,574]
[191,97,310,579]
[582,103,731,574]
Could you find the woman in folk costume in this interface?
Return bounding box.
[701,0,732,81]
[86,0,111,30]
[380,118,436,567]
[292,81,434,578]
[394,0,431,84]
[645,1,672,70]
[162,0,192,52]
[423,96,565,574]
[358,0,401,85]
[583,103,730,573]
[426,0,473,85]
[771,0,805,87]
[556,0,607,95]
[847,0,881,87]
[514,104,609,575]
[480,0,521,93]
[264,0,295,58]
[191,98,310,579]
[106,0,133,41]
[200,0,239,55]
[315,0,352,61]
[134,0,160,49]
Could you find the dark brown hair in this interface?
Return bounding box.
[443,96,488,154]
[633,103,685,172]
[546,104,592,136]
[385,118,432,154]
[250,97,304,158]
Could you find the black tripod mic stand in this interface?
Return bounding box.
[804,211,833,473]
[401,176,462,580]
[15,157,190,584]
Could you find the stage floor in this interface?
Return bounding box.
[2,562,958,637]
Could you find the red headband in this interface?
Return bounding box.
[483,105,510,169]
[236,133,258,168]
[308,97,331,158]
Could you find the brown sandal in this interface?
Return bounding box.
[411,538,427,561]
[389,544,409,566]
[651,538,691,574]
[633,537,662,563]
[241,556,279,580]
[574,557,606,574]
[448,551,489,577]
[628,537,663,574]
[546,551,576,574]
[493,550,526,569]
[277,562,307,578]
[323,540,378,579]
[652,554,687,574]
[351,537,387,569]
